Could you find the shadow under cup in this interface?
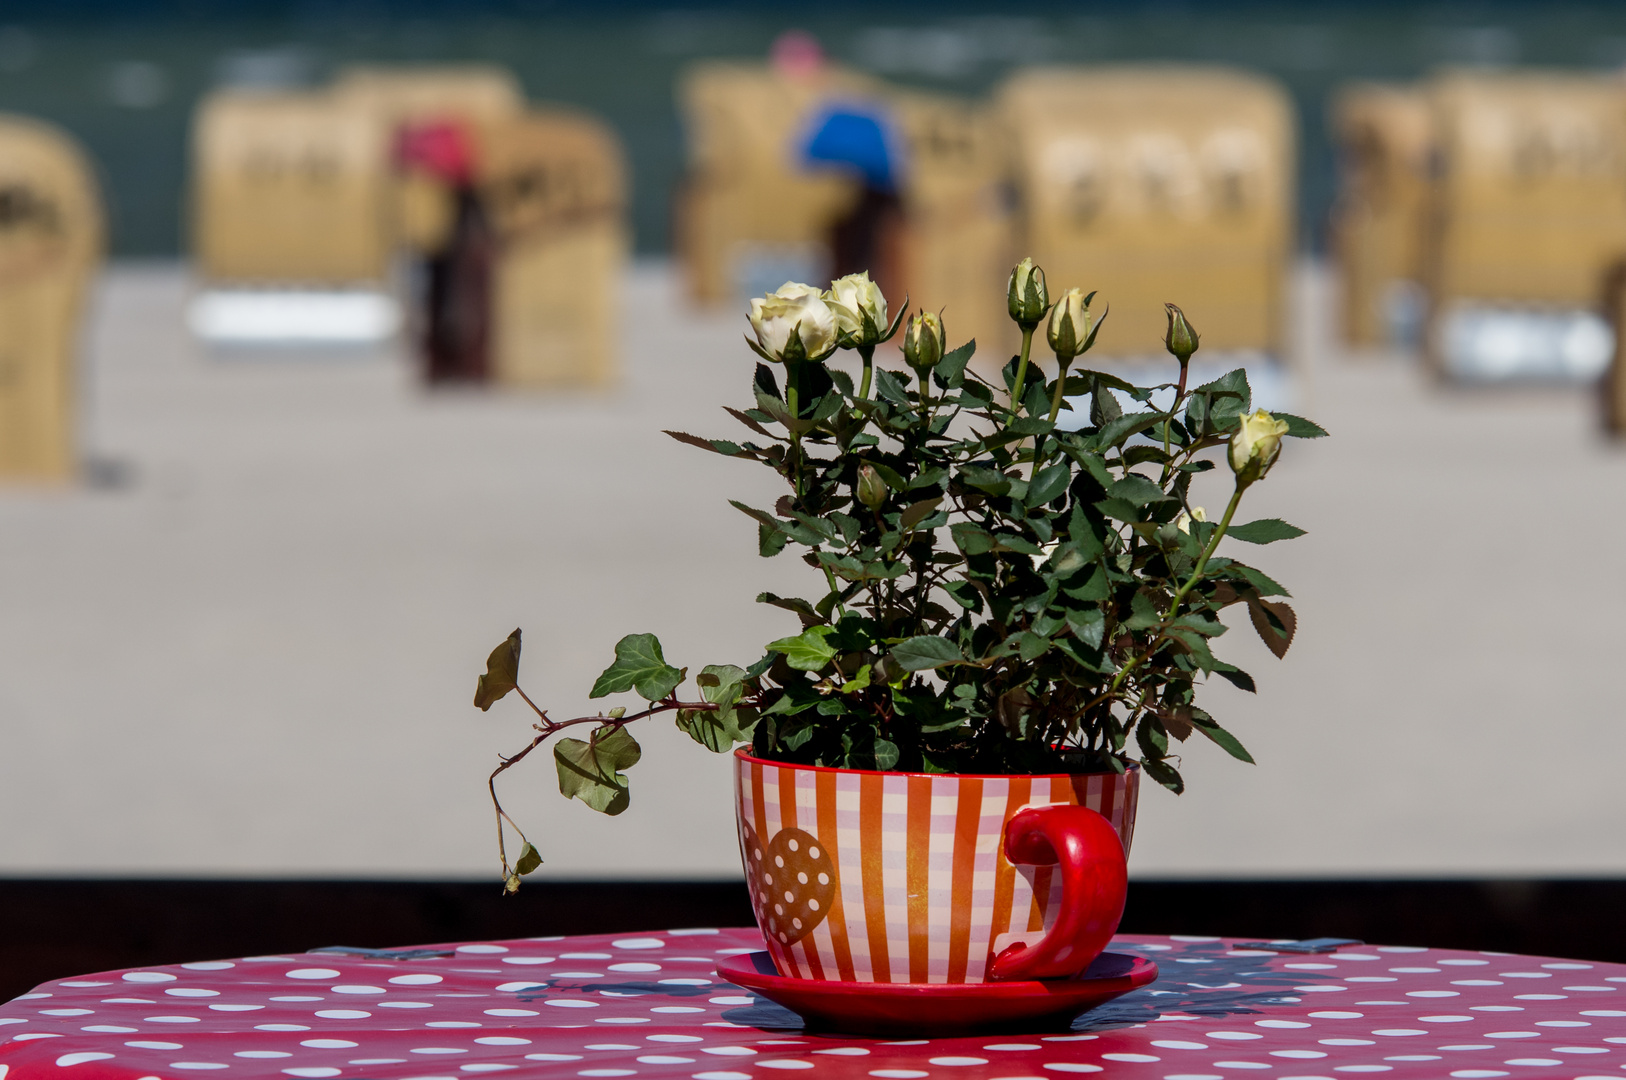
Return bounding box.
[733,750,1138,985]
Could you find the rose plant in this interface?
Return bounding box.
[475,262,1324,891]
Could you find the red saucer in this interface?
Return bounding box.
[716,950,1158,1035]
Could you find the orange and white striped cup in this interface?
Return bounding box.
[733,750,1136,985]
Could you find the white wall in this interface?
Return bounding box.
[2,262,1623,882]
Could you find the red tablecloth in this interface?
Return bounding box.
[3,929,1625,1079]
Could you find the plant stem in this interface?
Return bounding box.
[1159,360,1192,487]
[786,362,803,498]
[1163,480,1243,620]
[1107,480,1245,696]
[858,345,875,401]
[1010,326,1034,418]
[1029,356,1072,481]
[1046,358,1072,424]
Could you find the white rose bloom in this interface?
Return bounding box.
[826,271,888,342]
[748,282,839,362]
[1228,409,1290,482]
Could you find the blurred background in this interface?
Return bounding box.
[8,0,1626,996]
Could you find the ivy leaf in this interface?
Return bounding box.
[1227,518,1306,544]
[554,725,642,815]
[474,629,522,711]
[890,635,964,671]
[514,842,543,876]
[873,736,900,770]
[589,633,684,701]
[767,626,838,671]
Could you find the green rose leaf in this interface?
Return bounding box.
[589,633,684,701]
[933,340,975,389]
[1190,713,1255,764]
[767,625,838,671]
[1025,464,1069,507]
[474,629,522,712]
[890,635,964,671]
[554,725,643,815]
[1274,412,1329,438]
[1226,518,1307,544]
[1107,474,1173,507]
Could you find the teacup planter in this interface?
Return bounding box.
[734,751,1136,984]
[474,258,1321,1032]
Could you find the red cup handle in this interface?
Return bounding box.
[988,803,1128,981]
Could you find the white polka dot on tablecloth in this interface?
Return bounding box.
[456,944,509,954]
[122,973,178,984]
[283,969,341,980]
[390,974,443,985]
[54,1053,115,1066]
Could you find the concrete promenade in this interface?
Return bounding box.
[2,260,1624,881]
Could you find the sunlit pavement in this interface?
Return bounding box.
[2,259,1624,881]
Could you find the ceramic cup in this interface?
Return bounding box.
[733,749,1137,985]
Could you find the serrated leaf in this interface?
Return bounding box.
[1026,464,1069,507]
[1231,564,1291,598]
[1227,518,1306,544]
[474,629,521,711]
[589,633,684,701]
[950,522,996,555]
[1065,606,1106,649]
[1107,474,1172,507]
[1095,411,1164,450]
[767,625,838,671]
[890,635,964,671]
[1095,496,1141,523]
[1274,412,1328,438]
[1123,590,1161,631]
[663,429,742,456]
[899,497,943,531]
[554,726,642,815]
[1141,756,1185,794]
[959,465,1012,496]
[1248,598,1297,659]
[934,340,975,389]
[1190,715,1255,764]
[1212,662,1257,693]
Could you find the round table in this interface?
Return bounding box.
[3,929,1624,1079]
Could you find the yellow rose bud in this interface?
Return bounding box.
[856,464,887,510]
[1175,506,1207,534]
[825,271,888,347]
[748,282,839,363]
[1046,287,1093,361]
[1007,257,1049,328]
[902,310,944,371]
[1229,409,1290,485]
[1164,303,1199,364]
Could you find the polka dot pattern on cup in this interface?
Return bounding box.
[4,932,1626,1078]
